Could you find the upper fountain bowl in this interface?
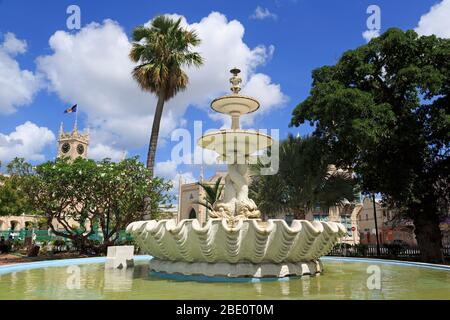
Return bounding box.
[211,95,260,116]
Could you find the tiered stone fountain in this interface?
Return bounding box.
[127,68,346,279]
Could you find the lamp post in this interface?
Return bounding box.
[372,193,381,256]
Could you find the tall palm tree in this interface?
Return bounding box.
[129,16,203,175]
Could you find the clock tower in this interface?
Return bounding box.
[57,120,89,160]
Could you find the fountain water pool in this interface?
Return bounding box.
[0,256,449,299]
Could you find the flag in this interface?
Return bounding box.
[64,104,77,114]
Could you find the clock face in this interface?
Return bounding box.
[77,144,85,155]
[61,143,70,154]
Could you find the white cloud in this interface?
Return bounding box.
[88,142,125,162]
[155,159,178,178]
[37,12,286,160]
[240,73,288,125]
[415,0,450,38]
[155,159,195,191]
[0,121,55,164]
[250,6,278,20]
[0,33,42,114]
[362,29,380,42]
[1,32,27,55]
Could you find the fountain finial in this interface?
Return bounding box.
[230,67,242,94]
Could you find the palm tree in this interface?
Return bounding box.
[250,135,359,219]
[314,168,359,210]
[193,177,224,211]
[129,16,203,175]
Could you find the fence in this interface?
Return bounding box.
[0,229,132,245]
[329,244,450,259]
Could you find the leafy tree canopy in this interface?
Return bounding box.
[20,157,173,253]
[290,28,450,262]
[0,158,37,217]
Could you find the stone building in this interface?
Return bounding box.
[305,204,363,245]
[357,197,417,246]
[57,121,89,160]
[177,171,226,224]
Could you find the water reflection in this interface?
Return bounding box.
[253,282,262,295]
[279,280,290,296]
[103,268,134,292]
[301,276,310,297]
[0,260,448,300]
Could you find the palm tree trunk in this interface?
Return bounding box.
[146,92,165,175]
[143,92,165,220]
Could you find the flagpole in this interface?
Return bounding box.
[74,105,78,132]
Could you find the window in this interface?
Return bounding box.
[366,214,369,221]
[189,208,197,219]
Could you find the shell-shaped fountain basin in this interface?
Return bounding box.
[127,219,346,264]
[198,130,273,162]
[211,95,260,115]
[126,219,346,278]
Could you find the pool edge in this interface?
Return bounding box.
[0,255,448,276]
[0,255,152,275]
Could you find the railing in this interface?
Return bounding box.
[329,244,450,259]
[0,229,132,244]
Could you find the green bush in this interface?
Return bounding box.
[52,239,66,252]
[11,239,24,252]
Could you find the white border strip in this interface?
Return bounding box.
[0,255,152,275]
[322,256,450,271]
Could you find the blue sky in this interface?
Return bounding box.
[0,0,448,188]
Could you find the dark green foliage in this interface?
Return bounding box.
[0,158,37,216]
[19,157,173,254]
[290,28,450,262]
[250,135,359,219]
[193,177,224,211]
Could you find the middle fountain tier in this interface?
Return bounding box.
[198,68,273,219]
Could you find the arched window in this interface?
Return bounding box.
[10,221,20,231]
[189,208,197,219]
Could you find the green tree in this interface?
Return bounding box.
[0,158,37,217]
[193,177,224,211]
[250,135,358,219]
[22,157,173,254]
[129,15,203,174]
[290,28,450,263]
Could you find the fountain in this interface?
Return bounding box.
[126,68,347,278]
